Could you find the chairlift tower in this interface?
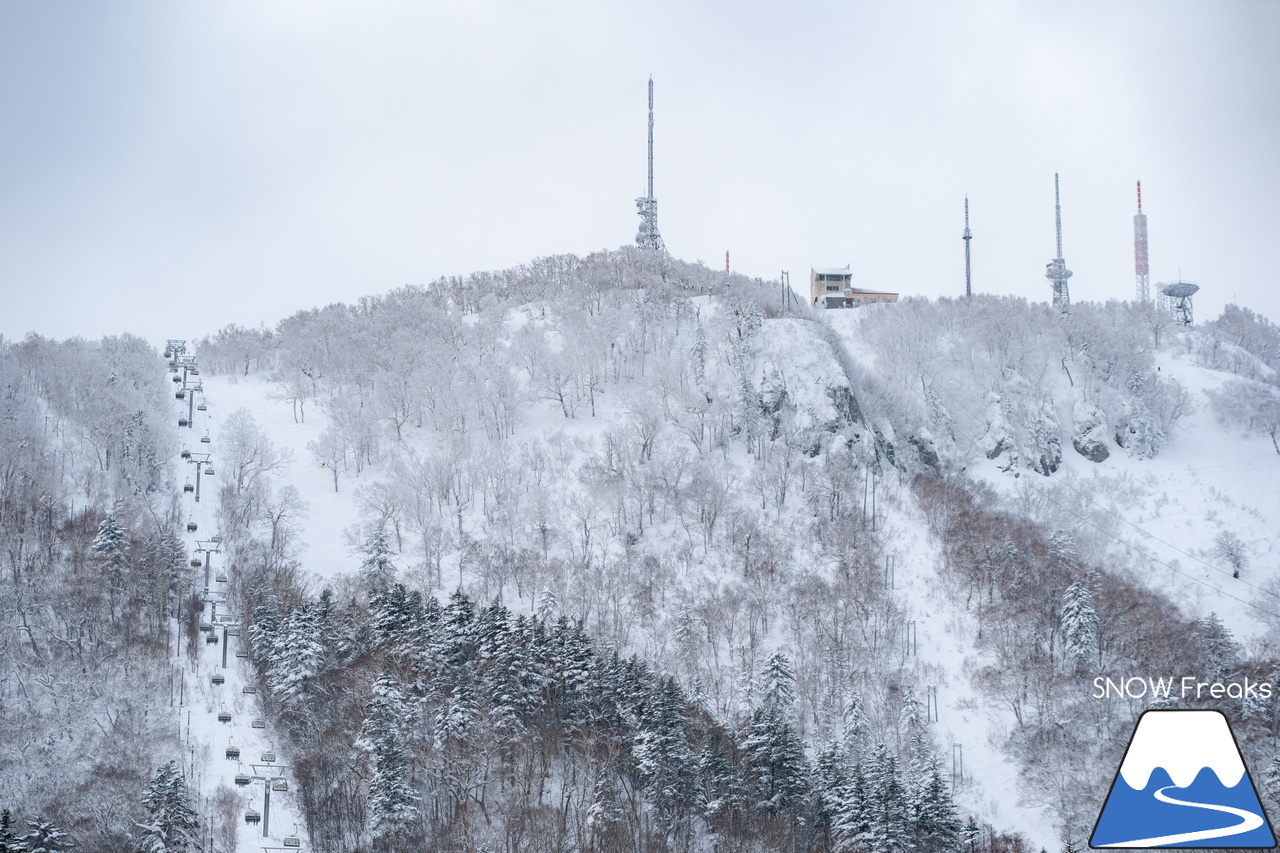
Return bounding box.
[634,77,666,253]
[963,195,972,297]
[1134,180,1150,302]
[1045,173,1072,312]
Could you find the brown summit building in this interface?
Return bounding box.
[810,265,899,308]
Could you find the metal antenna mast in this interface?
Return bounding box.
[1045,172,1072,311]
[963,195,972,297]
[1134,180,1150,302]
[635,77,665,253]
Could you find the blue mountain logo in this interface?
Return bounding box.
[1091,709,1276,848]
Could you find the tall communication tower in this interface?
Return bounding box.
[635,77,665,253]
[1045,173,1072,311]
[963,196,972,297]
[1134,180,1150,302]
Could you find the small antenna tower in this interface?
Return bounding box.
[963,195,972,297]
[1134,181,1150,302]
[635,77,665,253]
[1045,172,1072,311]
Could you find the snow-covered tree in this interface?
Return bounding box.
[355,670,420,843]
[359,526,398,590]
[1060,580,1098,671]
[135,762,199,853]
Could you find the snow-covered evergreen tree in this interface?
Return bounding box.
[135,761,199,853]
[355,670,420,842]
[359,526,398,590]
[21,819,74,853]
[1060,580,1098,671]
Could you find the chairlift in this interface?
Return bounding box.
[204,466,216,476]
[226,625,239,635]
[191,557,203,568]
[178,417,188,427]
[200,623,213,633]
[183,482,194,494]
[210,534,223,543]
[175,391,185,400]
[216,573,228,584]
[261,751,276,763]
[171,375,182,383]
[226,746,240,760]
[271,778,288,792]
[234,774,251,787]
[197,403,207,411]
[200,434,211,444]
[244,810,260,825]
[251,719,266,729]
[189,367,199,376]
[186,521,198,532]
[206,633,218,644]
[236,649,249,658]
[243,685,256,694]
[283,837,301,848]
[211,674,225,686]
[217,710,231,723]
[180,449,191,459]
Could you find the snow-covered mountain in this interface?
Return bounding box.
[4,248,1280,852]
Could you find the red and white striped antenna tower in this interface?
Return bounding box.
[1134,180,1150,302]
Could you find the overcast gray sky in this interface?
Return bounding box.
[2,0,1277,346]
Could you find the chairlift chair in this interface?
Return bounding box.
[180,449,191,459]
[251,719,266,729]
[206,633,219,644]
[216,573,228,584]
[178,417,188,427]
[225,625,239,635]
[204,466,215,476]
[200,434,210,444]
[200,623,213,633]
[235,649,249,658]
[197,403,207,411]
[243,685,256,694]
[175,391,185,400]
[271,778,288,791]
[211,674,225,686]
[244,810,260,825]
[189,367,199,375]
[226,746,240,760]
[183,482,194,494]
[261,751,276,763]
[186,521,198,532]
[234,774,251,787]
[171,375,181,383]
[210,534,223,543]
[191,557,203,568]
[283,837,301,848]
[217,710,231,722]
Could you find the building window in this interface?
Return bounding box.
[826,285,840,292]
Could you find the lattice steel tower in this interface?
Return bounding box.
[1045,173,1072,311]
[963,195,972,297]
[1134,180,1150,302]
[635,77,665,253]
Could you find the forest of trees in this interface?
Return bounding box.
[0,333,202,850]
[5,246,1280,851]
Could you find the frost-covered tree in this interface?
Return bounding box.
[135,761,200,853]
[355,670,420,844]
[359,526,398,591]
[759,652,796,710]
[634,677,697,837]
[1060,580,1098,671]
[1196,613,1238,681]
[22,818,75,853]
[1212,530,1248,578]
[92,511,129,597]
